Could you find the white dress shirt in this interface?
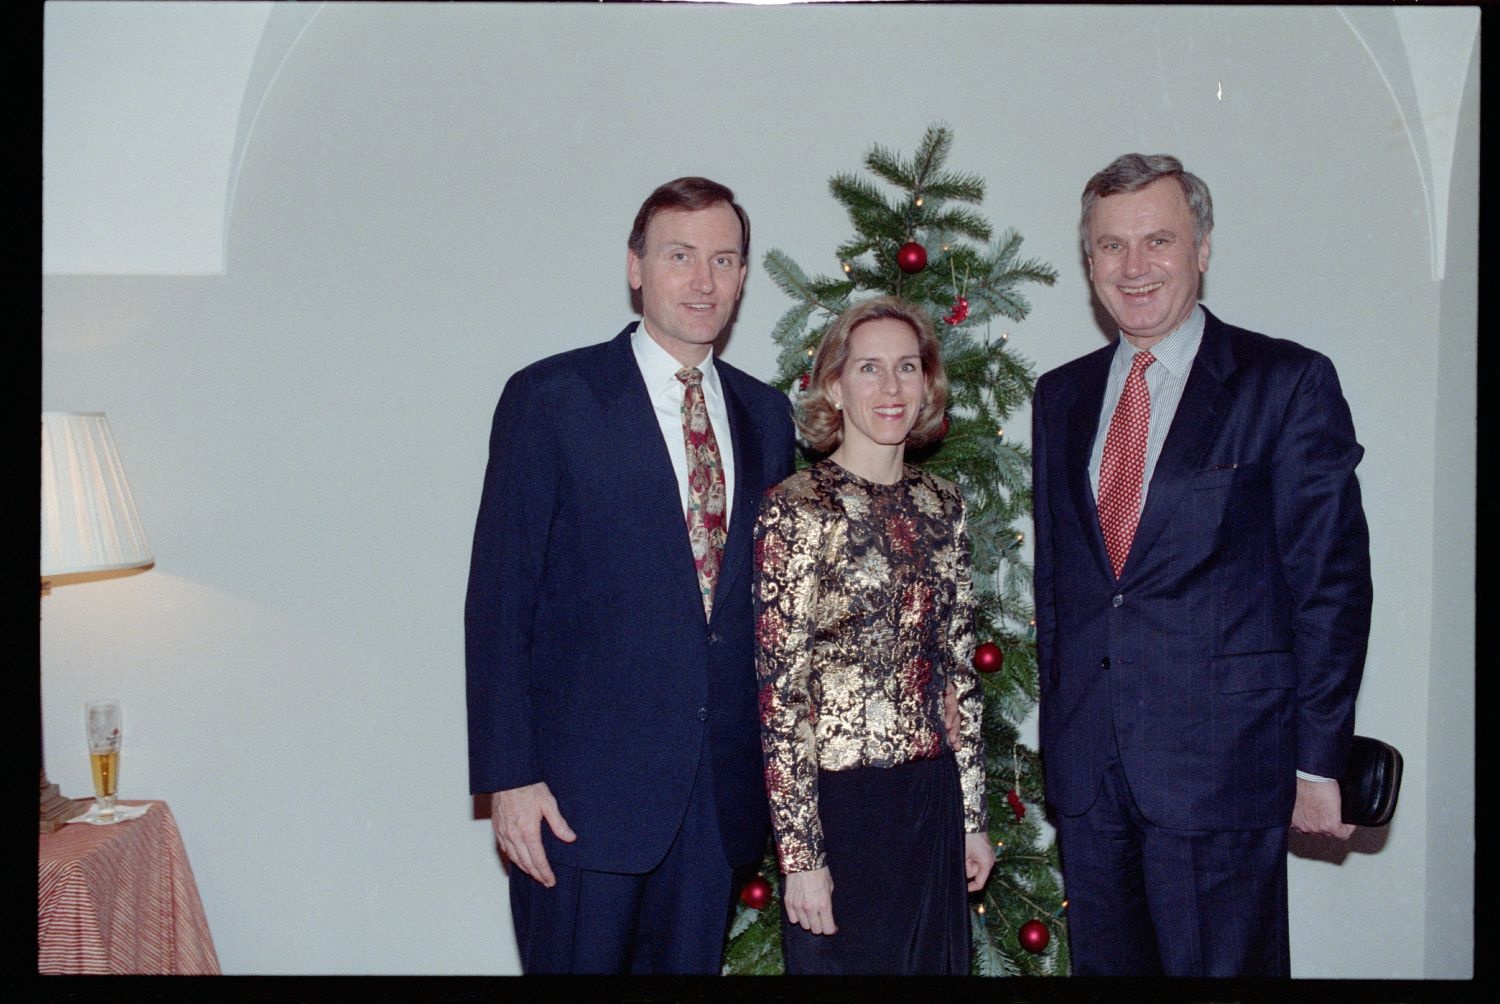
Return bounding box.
[631,323,737,532]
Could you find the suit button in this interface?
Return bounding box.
[1112,594,1124,607]
[697,707,708,721]
[1100,657,1111,670]
[708,632,718,644]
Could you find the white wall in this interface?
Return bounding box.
[41,2,1476,977]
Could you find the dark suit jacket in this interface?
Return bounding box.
[465,324,795,873]
[1032,306,1372,831]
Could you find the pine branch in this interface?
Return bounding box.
[762,248,816,302]
[770,300,818,350]
[908,123,953,187]
[829,173,899,221]
[922,173,987,204]
[923,207,993,243]
[864,143,917,190]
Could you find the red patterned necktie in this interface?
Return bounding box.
[678,367,728,618]
[1098,351,1155,579]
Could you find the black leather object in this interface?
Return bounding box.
[1340,735,1403,827]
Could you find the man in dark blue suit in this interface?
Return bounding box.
[1032,154,1372,976]
[465,177,795,973]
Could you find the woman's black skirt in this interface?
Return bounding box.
[781,753,971,975]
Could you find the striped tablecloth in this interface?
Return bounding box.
[38,800,221,974]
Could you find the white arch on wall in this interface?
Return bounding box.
[222,2,326,253]
[1338,6,1479,281]
[42,1,324,275]
[43,4,1479,280]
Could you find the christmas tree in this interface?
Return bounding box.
[722,125,1068,976]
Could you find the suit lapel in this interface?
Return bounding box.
[713,374,759,624]
[1064,347,1117,580]
[592,326,706,619]
[1119,311,1236,581]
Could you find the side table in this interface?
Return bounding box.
[38,800,221,974]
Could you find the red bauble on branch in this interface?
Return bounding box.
[972,641,1003,674]
[739,874,772,910]
[896,241,928,274]
[944,296,970,326]
[1006,788,1026,821]
[1018,919,1050,954]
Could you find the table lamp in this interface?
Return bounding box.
[40,412,153,831]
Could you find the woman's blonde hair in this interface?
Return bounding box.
[797,296,948,454]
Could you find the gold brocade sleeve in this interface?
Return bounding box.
[753,477,827,873]
[947,501,989,833]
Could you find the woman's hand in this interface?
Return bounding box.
[783,867,838,935]
[964,831,996,892]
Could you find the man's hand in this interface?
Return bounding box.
[964,831,996,892]
[1290,777,1355,840]
[944,681,962,750]
[783,867,838,936]
[490,782,577,887]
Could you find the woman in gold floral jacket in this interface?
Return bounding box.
[754,296,993,974]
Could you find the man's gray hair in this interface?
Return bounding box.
[1080,153,1213,255]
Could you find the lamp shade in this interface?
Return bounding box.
[41,412,153,584]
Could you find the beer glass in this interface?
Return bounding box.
[84,699,122,822]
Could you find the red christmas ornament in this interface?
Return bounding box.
[739,874,772,910]
[896,241,928,274]
[1007,788,1026,821]
[944,296,970,326]
[972,641,1003,674]
[798,371,811,390]
[1018,919,1050,954]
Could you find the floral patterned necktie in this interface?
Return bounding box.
[1097,351,1155,579]
[678,367,728,618]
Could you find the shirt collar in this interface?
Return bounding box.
[1112,304,1204,379]
[632,322,721,397]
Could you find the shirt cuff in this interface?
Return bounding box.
[1296,770,1333,782]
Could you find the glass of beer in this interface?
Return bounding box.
[85,699,122,822]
